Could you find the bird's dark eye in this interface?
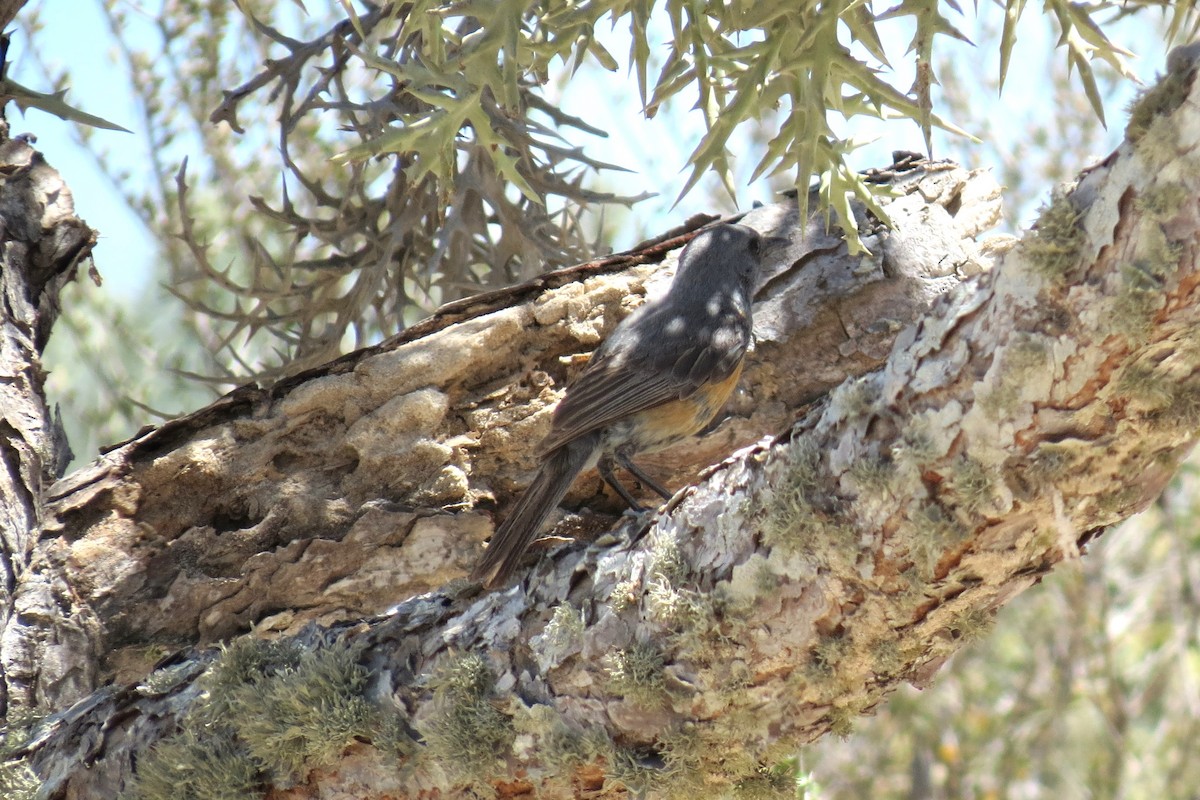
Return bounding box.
[748,235,761,257]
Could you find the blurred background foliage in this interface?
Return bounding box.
[14,0,1200,797]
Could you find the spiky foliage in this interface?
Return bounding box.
[23,0,1171,389]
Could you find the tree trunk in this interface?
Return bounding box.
[0,127,96,714]
[5,42,1200,800]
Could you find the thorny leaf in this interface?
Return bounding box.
[0,79,130,132]
[107,0,1148,380]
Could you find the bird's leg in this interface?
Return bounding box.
[615,451,673,501]
[598,455,646,511]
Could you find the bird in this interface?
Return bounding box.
[472,222,771,588]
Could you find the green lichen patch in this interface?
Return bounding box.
[646,579,712,631]
[784,437,823,492]
[605,642,669,708]
[232,644,378,782]
[762,479,857,557]
[139,661,201,696]
[1118,362,1179,411]
[981,335,1053,416]
[660,724,771,799]
[1112,260,1168,343]
[1021,191,1085,280]
[1126,64,1195,148]
[947,607,995,644]
[846,453,897,501]
[758,437,844,555]
[1095,483,1148,520]
[0,711,43,800]
[191,636,304,726]
[892,423,940,473]
[373,706,421,761]
[1026,440,1085,484]
[948,456,1003,517]
[649,548,746,648]
[514,704,588,772]
[1150,381,1200,432]
[648,529,688,586]
[732,758,807,800]
[1136,183,1188,221]
[1117,360,1200,433]
[417,653,515,782]
[0,760,39,800]
[871,636,903,678]
[607,726,799,800]
[807,633,851,682]
[902,503,965,580]
[654,725,706,794]
[834,375,882,418]
[605,745,669,796]
[126,635,395,799]
[609,575,641,613]
[540,602,585,655]
[124,728,260,800]
[826,705,857,738]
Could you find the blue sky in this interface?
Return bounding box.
[11,0,156,296]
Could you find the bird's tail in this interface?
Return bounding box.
[472,439,597,588]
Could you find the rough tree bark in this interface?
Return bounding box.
[3,40,1200,800]
[0,126,95,718]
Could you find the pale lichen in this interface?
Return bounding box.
[1021,191,1085,280]
[418,653,515,782]
[127,635,404,798]
[605,642,669,708]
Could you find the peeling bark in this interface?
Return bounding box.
[10,44,1200,800]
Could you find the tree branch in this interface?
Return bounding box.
[19,36,1200,794]
[0,127,96,719]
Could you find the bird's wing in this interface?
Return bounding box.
[538,327,746,454]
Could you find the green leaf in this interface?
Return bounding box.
[628,0,653,107]
[1069,45,1107,127]
[0,79,131,132]
[1163,1,1200,45]
[646,51,694,115]
[1063,1,1137,80]
[734,0,800,29]
[337,0,366,39]
[844,3,890,67]
[588,37,620,72]
[998,0,1027,91]
[333,87,479,177]
[467,106,541,203]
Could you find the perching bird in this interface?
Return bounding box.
[473,223,770,587]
